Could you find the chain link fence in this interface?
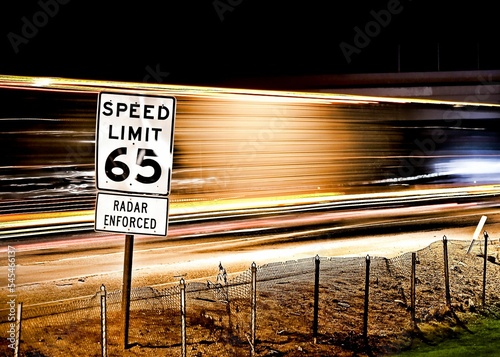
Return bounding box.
[1,236,500,356]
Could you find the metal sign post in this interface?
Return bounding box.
[94,92,176,350]
[121,234,134,349]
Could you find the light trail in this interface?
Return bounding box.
[3,205,499,290]
[2,75,500,108]
[1,74,500,254]
[1,185,499,241]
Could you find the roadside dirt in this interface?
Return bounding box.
[4,225,500,356]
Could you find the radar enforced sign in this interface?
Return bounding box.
[95,92,176,236]
[95,192,169,236]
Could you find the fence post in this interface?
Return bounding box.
[363,255,370,345]
[180,278,187,357]
[250,262,257,356]
[442,235,451,308]
[411,253,416,330]
[14,302,22,357]
[482,231,489,306]
[313,255,320,344]
[100,284,107,357]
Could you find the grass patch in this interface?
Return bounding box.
[398,313,500,356]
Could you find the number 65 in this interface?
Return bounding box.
[105,147,161,184]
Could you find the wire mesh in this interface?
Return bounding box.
[14,291,102,357]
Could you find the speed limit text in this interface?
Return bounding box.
[102,100,171,142]
[108,125,162,142]
[102,101,171,120]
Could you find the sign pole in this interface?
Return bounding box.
[94,92,176,350]
[121,234,134,349]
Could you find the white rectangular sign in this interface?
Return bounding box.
[96,92,176,196]
[95,192,169,236]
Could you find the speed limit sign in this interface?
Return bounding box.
[95,92,176,196]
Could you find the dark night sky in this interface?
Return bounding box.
[1,1,499,88]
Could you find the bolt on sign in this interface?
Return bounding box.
[95,92,176,236]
